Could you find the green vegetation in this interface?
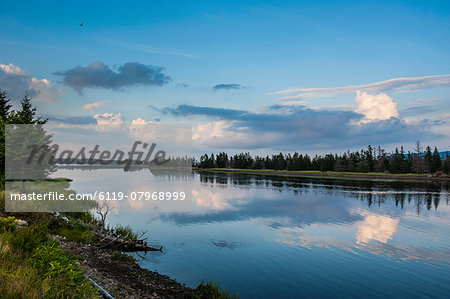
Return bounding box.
[197,167,440,176]
[1,91,50,188]
[114,224,139,241]
[195,167,448,181]
[0,91,240,297]
[54,222,98,243]
[0,213,100,298]
[196,143,450,176]
[0,216,17,233]
[191,280,239,299]
[1,187,101,298]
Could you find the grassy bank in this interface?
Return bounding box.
[0,215,100,298]
[194,167,449,182]
[0,191,239,298]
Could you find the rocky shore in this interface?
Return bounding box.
[60,239,194,299]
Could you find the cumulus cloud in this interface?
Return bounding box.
[82,100,106,111]
[157,104,434,150]
[131,117,151,125]
[0,63,63,102]
[274,74,450,101]
[355,213,399,244]
[213,83,242,91]
[55,61,171,93]
[355,91,399,123]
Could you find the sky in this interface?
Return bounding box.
[1,0,449,156]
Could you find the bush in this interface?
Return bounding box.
[7,223,49,253]
[0,216,17,233]
[30,242,99,297]
[0,222,100,298]
[193,280,239,299]
[115,224,139,241]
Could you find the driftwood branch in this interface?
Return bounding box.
[94,231,162,252]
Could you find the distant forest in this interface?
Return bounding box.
[195,144,450,175]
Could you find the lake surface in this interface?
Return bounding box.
[55,168,450,298]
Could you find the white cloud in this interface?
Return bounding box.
[274,74,450,101]
[0,63,27,75]
[355,213,399,244]
[93,113,123,125]
[128,118,157,141]
[192,120,276,148]
[131,117,151,125]
[162,104,432,151]
[82,101,106,111]
[0,63,63,102]
[355,91,399,123]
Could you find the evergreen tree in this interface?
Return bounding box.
[432,147,441,173]
[412,140,424,174]
[16,94,47,124]
[424,146,433,173]
[0,90,12,121]
[366,145,375,172]
[390,148,403,174]
[0,90,12,185]
[443,153,450,174]
[1,92,54,187]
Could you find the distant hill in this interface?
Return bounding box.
[403,151,449,159]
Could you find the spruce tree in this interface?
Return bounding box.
[432,147,442,173]
[16,94,47,124]
[0,90,12,121]
[424,146,433,173]
[0,90,12,186]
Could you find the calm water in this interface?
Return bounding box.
[55,168,450,298]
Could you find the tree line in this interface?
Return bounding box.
[196,144,450,175]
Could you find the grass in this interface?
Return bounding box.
[0,190,5,214]
[194,167,448,180]
[0,191,100,297]
[5,177,73,182]
[1,192,240,298]
[54,223,98,243]
[192,280,239,299]
[0,216,100,298]
[114,224,139,241]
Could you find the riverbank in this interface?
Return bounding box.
[60,238,195,298]
[194,167,450,182]
[0,192,238,298]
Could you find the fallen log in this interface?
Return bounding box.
[94,232,163,252]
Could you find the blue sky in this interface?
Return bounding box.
[1,0,449,155]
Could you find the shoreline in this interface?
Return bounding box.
[194,167,450,182]
[0,190,237,298]
[0,211,236,298]
[60,238,194,298]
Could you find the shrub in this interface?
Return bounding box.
[30,242,100,297]
[115,224,139,241]
[194,280,239,299]
[7,223,49,253]
[0,216,17,233]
